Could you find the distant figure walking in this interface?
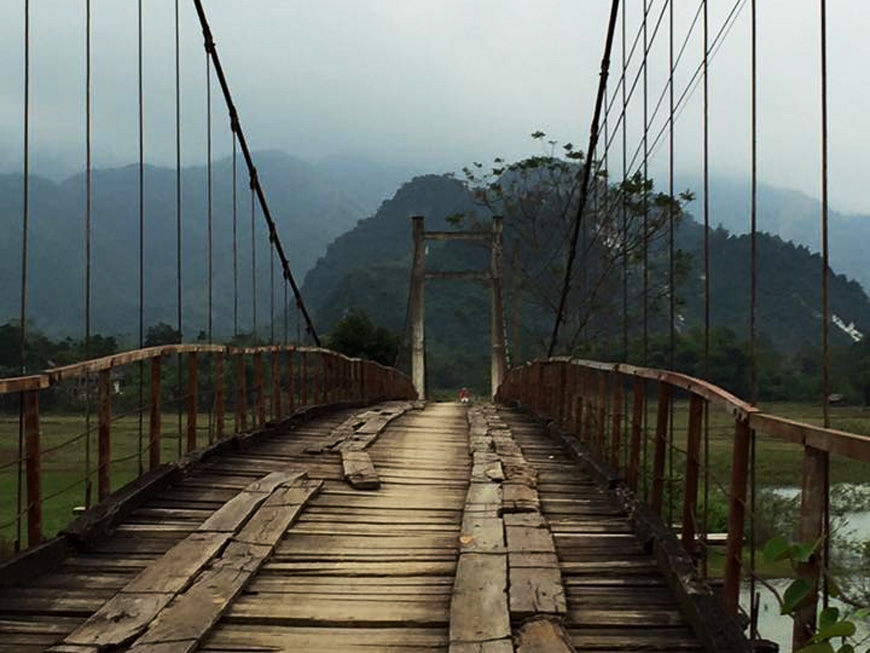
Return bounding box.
[458,387,470,404]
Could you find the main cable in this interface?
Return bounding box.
[548,0,621,356]
[191,0,320,345]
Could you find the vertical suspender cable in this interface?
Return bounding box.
[642,0,649,368]
[270,243,276,344]
[175,0,183,459]
[251,186,257,337]
[547,0,621,356]
[748,0,759,635]
[17,0,31,551]
[667,0,675,529]
[232,134,239,335]
[819,0,831,608]
[206,52,213,343]
[621,0,628,361]
[701,0,711,579]
[84,0,93,509]
[137,0,145,475]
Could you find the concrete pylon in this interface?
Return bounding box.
[410,216,426,400]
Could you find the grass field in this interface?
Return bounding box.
[0,411,217,554]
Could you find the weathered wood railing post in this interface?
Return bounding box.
[681,393,704,555]
[651,382,672,515]
[628,377,644,492]
[23,390,41,547]
[253,352,266,426]
[286,349,295,413]
[792,446,829,648]
[723,416,752,615]
[611,375,623,469]
[186,353,198,452]
[597,372,607,460]
[271,350,282,419]
[300,351,308,406]
[583,370,594,445]
[234,354,247,432]
[149,357,162,469]
[320,353,328,404]
[98,368,112,500]
[214,352,225,440]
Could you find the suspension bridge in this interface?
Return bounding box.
[1,1,868,652]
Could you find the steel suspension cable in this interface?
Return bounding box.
[84,0,93,509]
[819,0,831,609]
[251,185,257,337]
[232,134,239,335]
[175,0,183,459]
[547,0,621,356]
[666,0,676,531]
[748,0,759,634]
[642,0,649,369]
[192,0,319,345]
[17,0,31,551]
[621,0,629,361]
[701,0,711,579]
[601,0,654,130]
[206,52,213,343]
[137,0,145,476]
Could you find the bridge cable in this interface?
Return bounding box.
[601,0,653,133]
[270,238,276,344]
[16,0,31,552]
[641,0,650,500]
[207,52,213,344]
[84,0,93,510]
[819,0,831,608]
[547,0,620,357]
[191,0,320,346]
[232,134,239,336]
[251,185,257,337]
[666,0,676,533]
[175,0,183,460]
[621,0,628,362]
[748,0,759,634]
[701,0,711,580]
[137,0,146,476]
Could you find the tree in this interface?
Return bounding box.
[328,309,399,366]
[145,322,182,347]
[453,132,693,359]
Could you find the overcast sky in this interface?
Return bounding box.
[1,1,869,213]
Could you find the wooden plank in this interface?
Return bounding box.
[509,567,566,618]
[342,450,381,490]
[449,553,509,644]
[459,516,505,554]
[197,471,306,532]
[64,592,175,648]
[234,481,323,547]
[122,532,231,594]
[502,482,539,514]
[515,617,574,653]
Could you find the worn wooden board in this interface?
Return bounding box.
[449,553,509,644]
[342,450,381,489]
[450,640,514,653]
[64,592,175,648]
[515,617,575,653]
[459,516,505,554]
[122,532,231,594]
[509,567,567,617]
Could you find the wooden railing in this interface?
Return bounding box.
[496,357,870,649]
[0,344,415,554]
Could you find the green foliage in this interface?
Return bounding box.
[327,309,400,366]
[145,322,182,347]
[762,537,868,653]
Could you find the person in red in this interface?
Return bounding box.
[458,387,470,403]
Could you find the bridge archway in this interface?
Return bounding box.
[409,215,507,400]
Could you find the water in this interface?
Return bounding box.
[741,485,870,651]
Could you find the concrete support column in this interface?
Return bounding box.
[490,216,506,398]
[411,216,426,400]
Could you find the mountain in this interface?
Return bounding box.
[303,174,870,391]
[682,176,870,293]
[0,151,365,340]
[315,155,418,217]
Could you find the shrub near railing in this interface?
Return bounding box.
[0,344,415,556]
[496,357,870,651]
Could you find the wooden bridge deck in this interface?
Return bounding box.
[0,402,708,653]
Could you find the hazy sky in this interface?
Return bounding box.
[1,1,869,213]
